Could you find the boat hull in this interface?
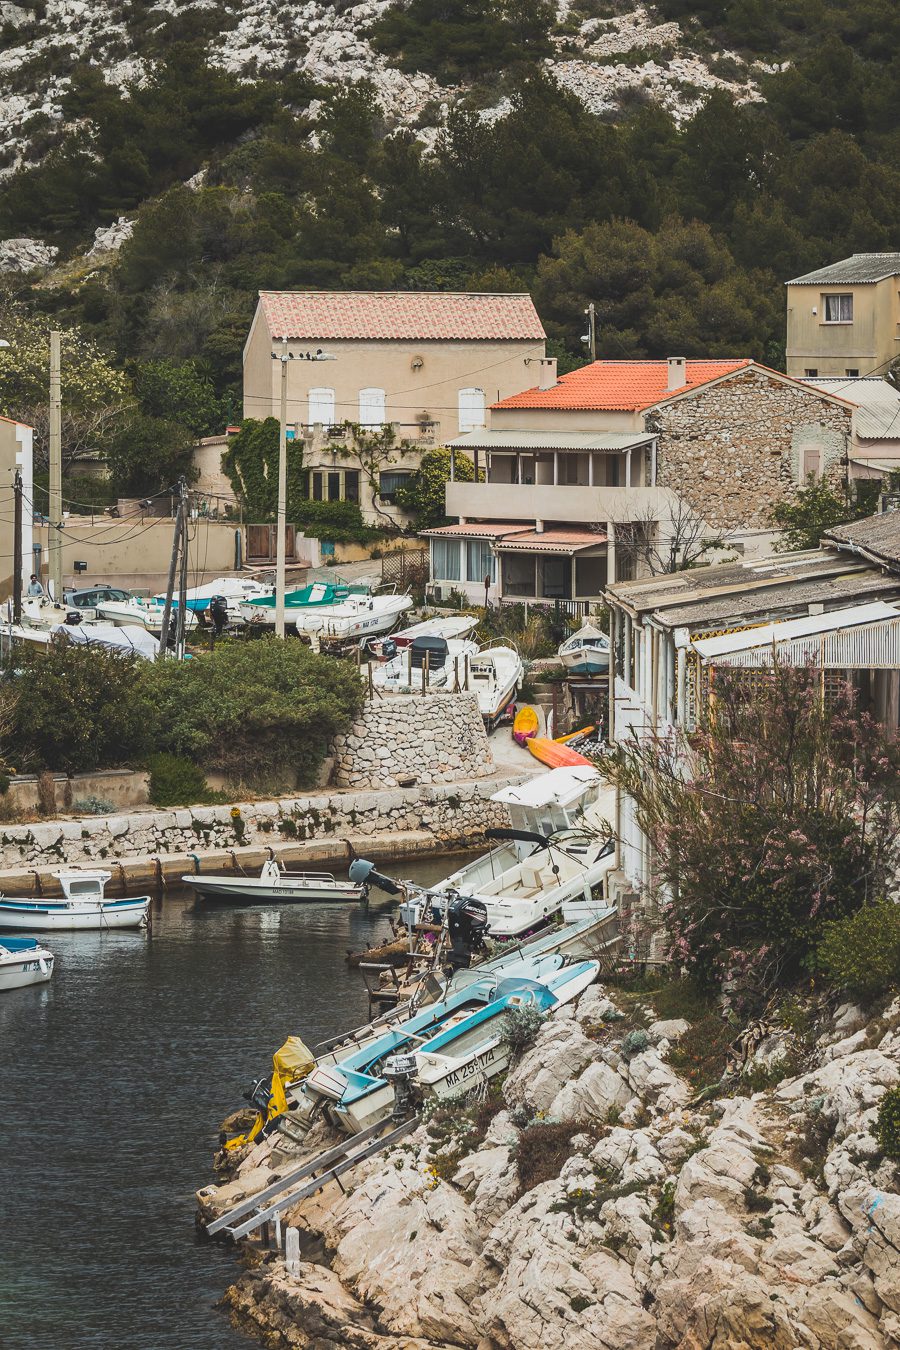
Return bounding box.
[0,943,54,989]
[0,897,150,931]
[559,651,609,676]
[183,876,363,904]
[527,738,592,768]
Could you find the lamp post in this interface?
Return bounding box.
[270,343,336,638]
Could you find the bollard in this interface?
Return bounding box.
[285,1226,301,1276]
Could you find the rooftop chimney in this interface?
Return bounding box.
[538,357,558,391]
[667,356,687,391]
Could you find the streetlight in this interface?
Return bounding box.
[270,342,337,638]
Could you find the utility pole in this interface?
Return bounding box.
[49,330,62,601]
[582,303,597,362]
[13,470,22,625]
[158,479,187,659]
[176,491,190,659]
[274,337,289,639]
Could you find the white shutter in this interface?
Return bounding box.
[458,387,485,433]
[358,388,386,428]
[308,388,335,427]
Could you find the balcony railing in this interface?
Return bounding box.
[445,481,680,525]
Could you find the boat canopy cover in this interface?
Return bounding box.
[273,1036,315,1082]
[491,765,601,810]
[52,623,158,661]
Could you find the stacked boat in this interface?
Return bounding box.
[241,580,413,640]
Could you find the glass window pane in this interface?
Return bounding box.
[327,472,341,502]
[344,470,359,503]
[432,539,460,580]
[312,472,323,502]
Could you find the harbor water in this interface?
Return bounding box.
[0,856,472,1350]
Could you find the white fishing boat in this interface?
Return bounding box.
[368,636,480,692]
[0,936,55,990]
[301,953,599,1134]
[466,642,524,725]
[558,621,610,676]
[63,586,155,630]
[182,860,364,904]
[0,872,150,931]
[428,767,617,938]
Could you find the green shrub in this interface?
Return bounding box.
[147,752,219,807]
[501,1002,546,1052]
[818,902,900,1000]
[875,1087,900,1161]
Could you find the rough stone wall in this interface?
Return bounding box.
[332,693,495,789]
[655,369,852,531]
[0,778,520,871]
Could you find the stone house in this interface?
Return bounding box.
[785,252,900,379]
[242,290,546,526]
[431,357,855,606]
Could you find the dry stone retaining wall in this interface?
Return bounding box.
[332,692,495,789]
[656,368,852,531]
[0,777,520,871]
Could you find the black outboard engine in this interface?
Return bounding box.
[210,595,229,636]
[445,891,489,972]
[348,858,404,896]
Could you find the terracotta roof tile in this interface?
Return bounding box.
[492,359,752,412]
[258,291,546,341]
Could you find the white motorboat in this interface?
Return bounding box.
[301,589,414,642]
[428,767,617,938]
[63,586,154,630]
[0,936,55,990]
[0,871,150,931]
[368,636,480,692]
[466,642,524,725]
[558,621,610,677]
[182,860,364,904]
[389,615,478,647]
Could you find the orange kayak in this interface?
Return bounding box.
[527,737,592,768]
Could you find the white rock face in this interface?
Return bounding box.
[0,236,57,272]
[86,217,134,257]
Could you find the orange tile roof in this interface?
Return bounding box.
[492,359,753,412]
[259,291,546,342]
[420,523,532,539]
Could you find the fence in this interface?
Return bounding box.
[381,546,429,591]
[498,597,596,620]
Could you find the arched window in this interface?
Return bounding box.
[308,388,335,427]
[458,387,486,433]
[358,388,386,428]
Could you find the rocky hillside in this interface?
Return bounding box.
[201,983,900,1348]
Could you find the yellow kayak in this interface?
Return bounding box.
[513,705,539,746]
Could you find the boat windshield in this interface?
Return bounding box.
[65,879,104,897]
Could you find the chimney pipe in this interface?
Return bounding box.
[667,357,686,391]
[538,357,557,391]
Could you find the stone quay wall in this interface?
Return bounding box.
[656,368,851,531]
[332,692,494,789]
[0,777,522,873]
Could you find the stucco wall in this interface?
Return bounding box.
[655,369,852,531]
[332,693,495,789]
[786,277,900,378]
[31,518,242,593]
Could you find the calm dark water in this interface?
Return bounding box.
[0,855,468,1350]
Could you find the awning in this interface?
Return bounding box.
[495,529,607,555]
[420,523,532,540]
[848,456,900,471]
[447,429,654,453]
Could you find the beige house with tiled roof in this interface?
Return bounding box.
[242,290,546,524]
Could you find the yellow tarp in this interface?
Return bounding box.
[223,1036,315,1152]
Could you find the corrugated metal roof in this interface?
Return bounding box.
[257,291,546,341]
[606,553,858,615]
[801,377,900,440]
[692,602,899,660]
[657,572,900,630]
[448,429,653,452]
[824,513,900,566]
[495,529,607,554]
[787,253,900,285]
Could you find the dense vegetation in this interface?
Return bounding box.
[3,0,898,452]
[6,637,364,790]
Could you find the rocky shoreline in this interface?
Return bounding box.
[198,983,900,1348]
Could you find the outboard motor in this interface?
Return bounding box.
[348,858,404,897]
[383,1051,419,1119]
[445,891,489,972]
[410,635,448,672]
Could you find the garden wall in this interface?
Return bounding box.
[332,693,494,789]
[0,776,523,873]
[6,769,150,814]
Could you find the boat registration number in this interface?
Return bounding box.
[21,960,41,972]
[444,1046,495,1088]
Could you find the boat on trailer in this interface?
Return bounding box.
[182,859,364,904]
[467,642,523,726]
[0,936,55,989]
[0,871,150,931]
[558,621,610,676]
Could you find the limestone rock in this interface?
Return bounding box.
[0,236,57,271]
[504,1018,598,1114]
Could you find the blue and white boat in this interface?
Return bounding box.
[0,936,55,989]
[299,952,599,1133]
[558,621,610,676]
[0,871,150,932]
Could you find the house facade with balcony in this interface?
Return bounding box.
[426,356,854,606]
[786,253,900,380]
[242,289,546,525]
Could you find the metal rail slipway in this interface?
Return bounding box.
[206,1116,420,1243]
